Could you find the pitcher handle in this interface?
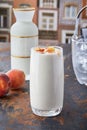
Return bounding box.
[74,5,87,36]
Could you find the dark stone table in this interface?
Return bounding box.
[0,42,87,130]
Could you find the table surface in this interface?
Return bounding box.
[0,42,87,130]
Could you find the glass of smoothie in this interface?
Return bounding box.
[30,46,64,117]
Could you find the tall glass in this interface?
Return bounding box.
[72,36,87,85]
[30,46,64,117]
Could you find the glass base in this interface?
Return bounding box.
[32,107,62,117]
[76,77,87,86]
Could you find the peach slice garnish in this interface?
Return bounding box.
[45,47,55,53]
[35,47,45,53]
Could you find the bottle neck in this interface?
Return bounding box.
[16,19,33,22]
[13,9,35,22]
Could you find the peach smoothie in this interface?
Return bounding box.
[30,46,64,117]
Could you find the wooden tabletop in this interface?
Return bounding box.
[0,42,87,130]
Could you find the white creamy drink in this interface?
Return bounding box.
[30,46,64,117]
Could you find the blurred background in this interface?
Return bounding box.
[0,0,87,44]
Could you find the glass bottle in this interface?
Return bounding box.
[10,7,38,80]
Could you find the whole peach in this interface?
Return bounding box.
[0,73,11,97]
[6,69,25,89]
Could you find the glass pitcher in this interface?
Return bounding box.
[72,5,87,85]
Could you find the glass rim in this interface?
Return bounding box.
[31,46,63,51]
[31,46,63,56]
[13,7,35,11]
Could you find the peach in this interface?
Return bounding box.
[0,73,11,97]
[6,69,25,89]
